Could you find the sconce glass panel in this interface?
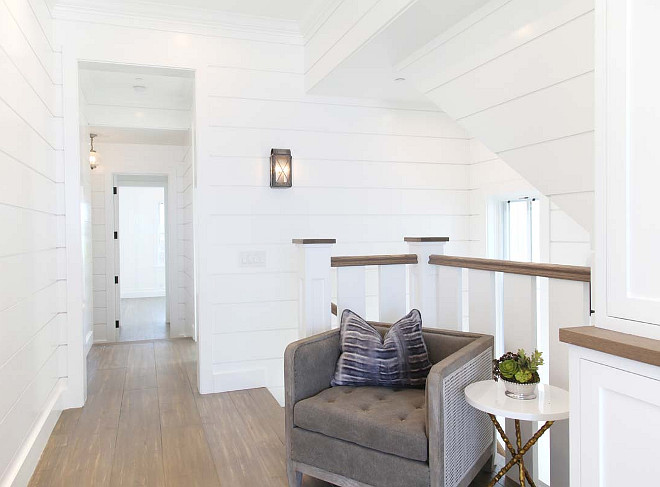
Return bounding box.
[270,148,292,188]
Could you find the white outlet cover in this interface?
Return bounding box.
[239,251,267,267]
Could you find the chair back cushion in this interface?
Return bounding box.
[331,309,432,387]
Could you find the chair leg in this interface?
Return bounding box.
[287,464,302,487]
[482,454,495,473]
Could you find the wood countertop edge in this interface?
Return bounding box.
[559,326,660,367]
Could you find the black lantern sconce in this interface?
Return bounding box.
[270,148,292,188]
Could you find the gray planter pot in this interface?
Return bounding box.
[502,379,538,400]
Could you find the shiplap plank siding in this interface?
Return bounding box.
[400,0,595,235]
[0,0,64,484]
[202,63,473,403]
[178,143,195,338]
[56,11,475,403]
[468,139,591,266]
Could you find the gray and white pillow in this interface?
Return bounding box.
[331,309,432,388]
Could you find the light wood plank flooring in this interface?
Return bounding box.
[118,297,169,342]
[30,339,508,486]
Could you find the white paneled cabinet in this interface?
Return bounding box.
[596,0,660,339]
[568,1,660,485]
[569,347,660,486]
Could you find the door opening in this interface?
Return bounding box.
[115,176,169,342]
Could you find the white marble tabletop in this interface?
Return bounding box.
[464,380,570,422]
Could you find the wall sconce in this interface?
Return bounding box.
[270,148,292,188]
[89,133,99,170]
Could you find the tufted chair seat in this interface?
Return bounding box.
[294,386,428,462]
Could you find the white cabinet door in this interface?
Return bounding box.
[577,359,660,486]
[597,0,660,337]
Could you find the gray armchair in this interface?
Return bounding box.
[284,326,494,487]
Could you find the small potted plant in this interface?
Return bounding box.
[493,349,544,400]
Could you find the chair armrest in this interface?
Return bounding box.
[426,334,494,487]
[284,328,341,407]
[284,329,341,465]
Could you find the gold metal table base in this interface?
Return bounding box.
[487,414,554,487]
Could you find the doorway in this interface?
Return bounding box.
[115,176,169,342]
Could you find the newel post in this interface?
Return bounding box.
[293,239,336,338]
[405,237,449,328]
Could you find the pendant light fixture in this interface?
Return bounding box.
[89,133,99,170]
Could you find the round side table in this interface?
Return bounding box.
[464,380,569,487]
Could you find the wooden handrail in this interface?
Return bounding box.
[330,303,391,327]
[429,255,591,282]
[292,238,336,244]
[404,237,449,242]
[331,254,418,267]
[560,326,660,367]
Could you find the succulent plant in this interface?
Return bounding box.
[493,349,543,384]
[499,359,519,379]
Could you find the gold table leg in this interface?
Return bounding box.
[515,421,525,486]
[487,414,553,487]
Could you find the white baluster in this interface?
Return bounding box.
[548,278,590,486]
[337,266,366,319]
[293,239,335,338]
[467,269,497,336]
[405,237,448,327]
[502,273,538,482]
[436,266,463,330]
[378,265,406,323]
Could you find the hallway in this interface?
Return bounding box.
[29,339,504,486]
[118,297,169,342]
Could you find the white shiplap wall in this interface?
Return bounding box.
[56,15,474,403]
[90,170,107,340]
[0,0,66,484]
[469,139,591,266]
[79,114,94,357]
[89,142,191,342]
[399,0,595,235]
[178,142,195,338]
[204,75,472,403]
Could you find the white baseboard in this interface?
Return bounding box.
[121,290,166,299]
[212,367,266,393]
[268,386,284,406]
[3,378,66,487]
[210,368,284,406]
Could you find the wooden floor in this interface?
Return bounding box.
[118,297,169,342]
[30,339,508,487]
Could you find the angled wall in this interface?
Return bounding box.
[399,0,595,235]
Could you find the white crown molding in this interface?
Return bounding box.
[299,0,342,41]
[53,0,309,44]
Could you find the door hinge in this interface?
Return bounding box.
[115,320,119,328]
[114,231,118,239]
[113,186,117,194]
[114,275,118,284]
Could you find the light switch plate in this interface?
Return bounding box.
[239,251,267,268]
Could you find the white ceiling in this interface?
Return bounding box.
[309,0,492,104]
[79,62,194,110]
[148,0,328,22]
[90,127,190,146]
[58,0,329,24]
[80,62,194,145]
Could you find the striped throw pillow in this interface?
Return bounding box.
[331,309,433,388]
